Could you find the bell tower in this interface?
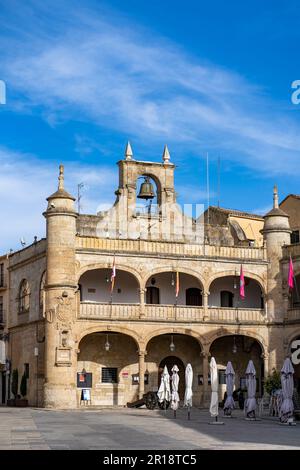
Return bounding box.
[116,142,176,211]
[95,142,201,242]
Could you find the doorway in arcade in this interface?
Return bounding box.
[145,333,203,406]
[210,335,264,402]
[158,356,185,398]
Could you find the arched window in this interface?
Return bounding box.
[39,272,46,314]
[19,279,30,314]
[146,286,160,304]
[186,288,202,306]
[220,290,234,308]
[78,283,82,302]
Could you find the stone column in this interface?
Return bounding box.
[261,352,270,379]
[201,350,210,405]
[282,292,290,321]
[203,292,209,321]
[138,350,146,398]
[139,289,145,319]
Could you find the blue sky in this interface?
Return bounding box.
[0,0,300,252]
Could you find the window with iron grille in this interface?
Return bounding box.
[291,230,300,244]
[0,296,3,323]
[101,367,118,383]
[0,264,3,287]
[24,363,29,379]
[218,369,226,385]
[18,279,30,314]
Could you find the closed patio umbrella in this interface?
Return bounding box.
[279,358,295,425]
[171,365,180,418]
[209,356,223,424]
[157,365,171,411]
[224,361,235,417]
[184,363,193,419]
[244,360,257,420]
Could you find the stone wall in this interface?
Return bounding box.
[9,321,45,406]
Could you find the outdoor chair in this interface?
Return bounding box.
[292,389,300,420]
[269,391,282,416]
[258,394,271,417]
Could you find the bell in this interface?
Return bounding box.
[137,177,155,200]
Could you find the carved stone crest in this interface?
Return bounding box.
[44,308,55,323]
[56,296,74,323]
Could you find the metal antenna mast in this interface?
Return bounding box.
[217,154,221,208]
[77,182,84,214]
[206,152,210,225]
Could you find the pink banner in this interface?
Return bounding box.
[288,256,294,290]
[240,265,245,299]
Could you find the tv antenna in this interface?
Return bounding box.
[217,154,221,208]
[77,182,84,214]
[206,152,210,225]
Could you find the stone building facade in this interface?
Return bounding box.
[0,254,9,404]
[3,146,300,408]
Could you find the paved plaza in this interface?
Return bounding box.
[0,407,300,450]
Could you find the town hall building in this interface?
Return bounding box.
[2,144,300,408]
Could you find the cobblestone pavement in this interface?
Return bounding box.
[0,407,300,450]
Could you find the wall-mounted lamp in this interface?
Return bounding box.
[105,334,111,352]
[170,335,175,352]
[232,336,237,354]
[233,271,237,289]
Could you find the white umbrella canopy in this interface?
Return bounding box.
[244,360,257,419]
[279,358,295,423]
[171,365,180,411]
[184,363,193,407]
[224,361,235,416]
[209,357,219,418]
[157,365,171,403]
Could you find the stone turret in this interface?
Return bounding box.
[262,185,290,236]
[261,185,291,322]
[43,165,77,408]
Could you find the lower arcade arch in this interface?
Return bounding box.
[77,331,140,406]
[146,333,203,405]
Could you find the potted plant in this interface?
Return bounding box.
[7,368,18,406]
[16,372,28,407]
[264,369,281,395]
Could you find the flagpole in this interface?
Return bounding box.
[206,152,210,225]
[289,255,299,305]
[294,278,300,303]
[293,260,300,304]
[174,272,179,321]
[110,253,116,312]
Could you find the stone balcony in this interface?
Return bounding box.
[79,302,266,324]
[286,308,300,322]
[282,243,300,259]
[76,236,267,261]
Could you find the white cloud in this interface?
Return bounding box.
[0,147,117,252]
[0,1,299,176]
